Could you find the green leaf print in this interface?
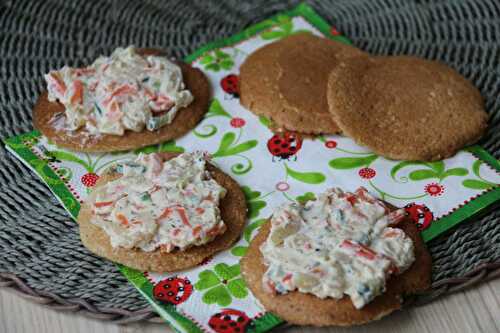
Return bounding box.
[392,161,469,183]
[232,218,267,257]
[134,140,184,154]
[391,161,424,182]
[193,124,218,138]
[195,263,248,306]
[426,161,445,175]
[462,179,495,190]
[258,115,273,128]
[328,155,378,169]
[408,169,439,181]
[472,160,482,178]
[243,219,267,242]
[231,246,248,257]
[296,192,316,204]
[201,50,234,72]
[159,140,185,153]
[285,163,325,184]
[442,167,468,178]
[461,159,497,190]
[212,132,258,157]
[230,158,253,175]
[206,99,231,118]
[242,186,267,219]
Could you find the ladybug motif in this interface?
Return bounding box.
[267,132,303,161]
[208,309,253,333]
[221,74,239,98]
[153,276,193,305]
[404,203,434,231]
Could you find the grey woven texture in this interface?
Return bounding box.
[0,0,499,323]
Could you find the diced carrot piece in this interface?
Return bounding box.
[346,195,357,206]
[74,68,95,76]
[388,210,405,225]
[266,280,277,294]
[116,213,129,227]
[195,207,205,215]
[176,207,191,227]
[384,229,402,238]
[94,201,113,208]
[158,207,173,220]
[143,87,156,100]
[340,240,378,260]
[49,72,67,95]
[70,80,84,105]
[192,225,202,236]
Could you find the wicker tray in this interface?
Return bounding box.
[0,0,499,324]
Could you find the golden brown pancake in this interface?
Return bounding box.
[33,49,210,152]
[78,153,247,272]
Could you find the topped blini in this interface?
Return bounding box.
[78,152,246,272]
[241,187,431,326]
[34,47,210,152]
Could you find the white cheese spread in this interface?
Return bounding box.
[45,46,193,135]
[90,152,226,252]
[260,187,415,309]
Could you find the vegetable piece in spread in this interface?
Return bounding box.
[90,152,226,252]
[260,187,415,309]
[45,46,194,135]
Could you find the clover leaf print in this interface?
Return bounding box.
[194,263,248,306]
[260,15,310,40]
[212,132,258,175]
[462,160,498,190]
[200,49,234,72]
[296,192,316,204]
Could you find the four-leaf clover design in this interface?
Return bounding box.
[194,263,248,306]
[200,50,234,72]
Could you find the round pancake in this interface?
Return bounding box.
[33,49,210,152]
[327,56,488,161]
[78,152,247,272]
[276,33,367,134]
[240,33,366,134]
[240,216,431,326]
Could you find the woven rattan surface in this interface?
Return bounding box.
[0,0,499,324]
